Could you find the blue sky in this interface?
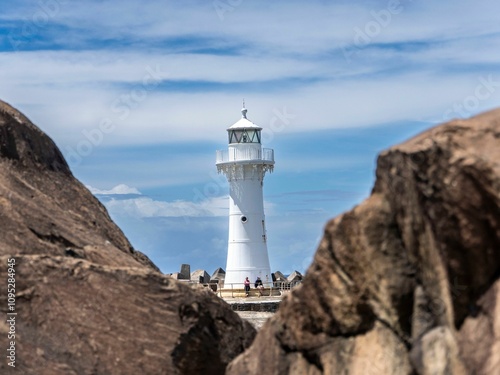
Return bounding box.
[1,0,500,275]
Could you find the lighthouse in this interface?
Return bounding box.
[216,105,274,287]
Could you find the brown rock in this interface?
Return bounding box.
[0,100,256,374]
[0,255,255,374]
[0,99,157,270]
[228,109,500,374]
[457,278,500,374]
[410,327,467,375]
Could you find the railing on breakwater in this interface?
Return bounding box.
[214,280,301,298]
[274,280,302,293]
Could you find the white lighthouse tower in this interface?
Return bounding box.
[216,105,274,287]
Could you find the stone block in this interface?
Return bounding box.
[179,264,191,280]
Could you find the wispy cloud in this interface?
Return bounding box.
[100,193,276,219]
[87,184,142,195]
[2,0,500,150]
[104,195,228,218]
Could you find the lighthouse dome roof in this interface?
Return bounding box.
[227,107,262,130]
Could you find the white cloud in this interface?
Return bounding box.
[5,0,500,56]
[105,195,229,218]
[2,0,500,149]
[99,193,276,218]
[5,67,500,152]
[87,184,142,195]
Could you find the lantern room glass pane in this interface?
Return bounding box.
[246,130,261,143]
[245,130,253,143]
[229,130,243,143]
[228,129,262,143]
[234,130,243,142]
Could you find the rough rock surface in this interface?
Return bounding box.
[228,109,500,374]
[0,100,157,270]
[0,100,256,374]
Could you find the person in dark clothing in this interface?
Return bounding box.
[254,277,264,296]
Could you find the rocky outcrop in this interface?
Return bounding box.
[228,109,500,374]
[0,256,255,375]
[0,100,256,374]
[0,100,157,269]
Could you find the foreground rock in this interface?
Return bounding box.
[228,109,500,374]
[0,100,156,269]
[0,100,255,374]
[0,256,255,374]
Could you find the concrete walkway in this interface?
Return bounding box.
[222,295,283,329]
[224,296,281,310]
[223,295,283,303]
